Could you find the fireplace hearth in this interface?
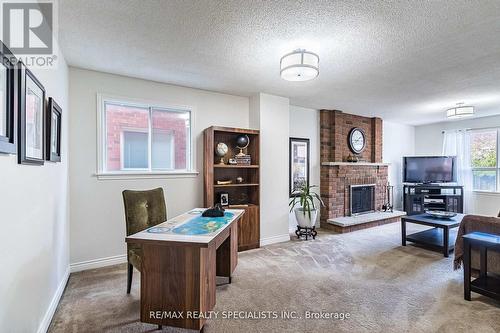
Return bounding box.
[350,184,375,216]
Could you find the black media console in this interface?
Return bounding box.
[403,184,463,216]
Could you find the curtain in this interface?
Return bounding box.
[442,130,473,213]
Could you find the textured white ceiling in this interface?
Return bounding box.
[59,0,500,125]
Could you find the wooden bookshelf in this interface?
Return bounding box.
[204,126,260,251]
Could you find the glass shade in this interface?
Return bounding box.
[280,50,319,81]
[446,106,474,118]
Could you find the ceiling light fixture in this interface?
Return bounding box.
[280,49,319,81]
[446,103,475,119]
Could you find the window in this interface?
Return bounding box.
[98,96,194,177]
[470,129,499,192]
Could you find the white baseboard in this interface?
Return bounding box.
[37,267,70,333]
[70,254,127,273]
[260,233,290,247]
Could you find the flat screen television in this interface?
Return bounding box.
[403,156,456,183]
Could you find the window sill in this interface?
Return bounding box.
[95,171,199,180]
[473,190,500,197]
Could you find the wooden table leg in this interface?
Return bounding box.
[216,223,238,284]
[464,238,471,301]
[443,226,449,257]
[480,246,488,278]
[401,219,406,246]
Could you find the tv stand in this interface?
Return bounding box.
[403,184,463,216]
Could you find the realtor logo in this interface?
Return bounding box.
[2,1,53,54]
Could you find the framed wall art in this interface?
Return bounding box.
[18,63,45,165]
[46,97,61,162]
[289,137,310,197]
[0,42,16,154]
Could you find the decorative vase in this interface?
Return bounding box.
[294,207,318,228]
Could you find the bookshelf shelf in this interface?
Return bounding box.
[214,183,259,188]
[214,165,259,169]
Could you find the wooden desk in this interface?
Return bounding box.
[126,208,244,331]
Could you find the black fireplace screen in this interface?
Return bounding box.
[350,185,375,215]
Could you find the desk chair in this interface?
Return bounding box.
[122,187,167,294]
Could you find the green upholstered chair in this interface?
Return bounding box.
[122,187,167,294]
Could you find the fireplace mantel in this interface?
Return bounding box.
[321,162,390,167]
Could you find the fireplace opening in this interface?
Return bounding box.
[350,184,375,216]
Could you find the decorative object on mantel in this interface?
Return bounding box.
[446,103,474,119]
[348,127,366,154]
[346,154,359,163]
[216,179,232,185]
[235,134,249,157]
[382,183,394,212]
[280,49,319,82]
[289,185,325,240]
[215,142,228,165]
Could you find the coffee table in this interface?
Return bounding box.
[401,213,464,257]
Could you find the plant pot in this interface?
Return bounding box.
[294,208,318,228]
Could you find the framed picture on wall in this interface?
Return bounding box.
[18,63,45,165]
[289,137,310,197]
[0,42,16,154]
[46,97,62,162]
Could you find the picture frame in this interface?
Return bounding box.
[18,63,45,165]
[220,192,229,206]
[0,42,16,154]
[289,137,310,197]
[46,97,61,162]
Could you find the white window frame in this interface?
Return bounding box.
[470,128,500,193]
[96,93,198,180]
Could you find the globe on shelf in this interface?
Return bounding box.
[235,134,250,157]
[215,142,228,165]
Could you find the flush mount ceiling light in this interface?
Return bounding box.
[280,49,319,81]
[446,103,475,119]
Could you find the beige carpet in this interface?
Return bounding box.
[49,222,500,333]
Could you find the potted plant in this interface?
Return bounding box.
[289,185,325,228]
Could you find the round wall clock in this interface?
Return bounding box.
[348,127,366,154]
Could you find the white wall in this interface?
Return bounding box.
[69,68,249,267]
[288,106,320,230]
[415,115,500,216]
[0,51,69,331]
[383,121,416,210]
[250,93,290,244]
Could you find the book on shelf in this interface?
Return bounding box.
[235,154,251,165]
[216,179,233,185]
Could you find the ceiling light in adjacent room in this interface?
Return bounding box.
[280,49,319,81]
[446,103,474,119]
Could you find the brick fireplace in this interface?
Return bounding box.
[319,110,402,232]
